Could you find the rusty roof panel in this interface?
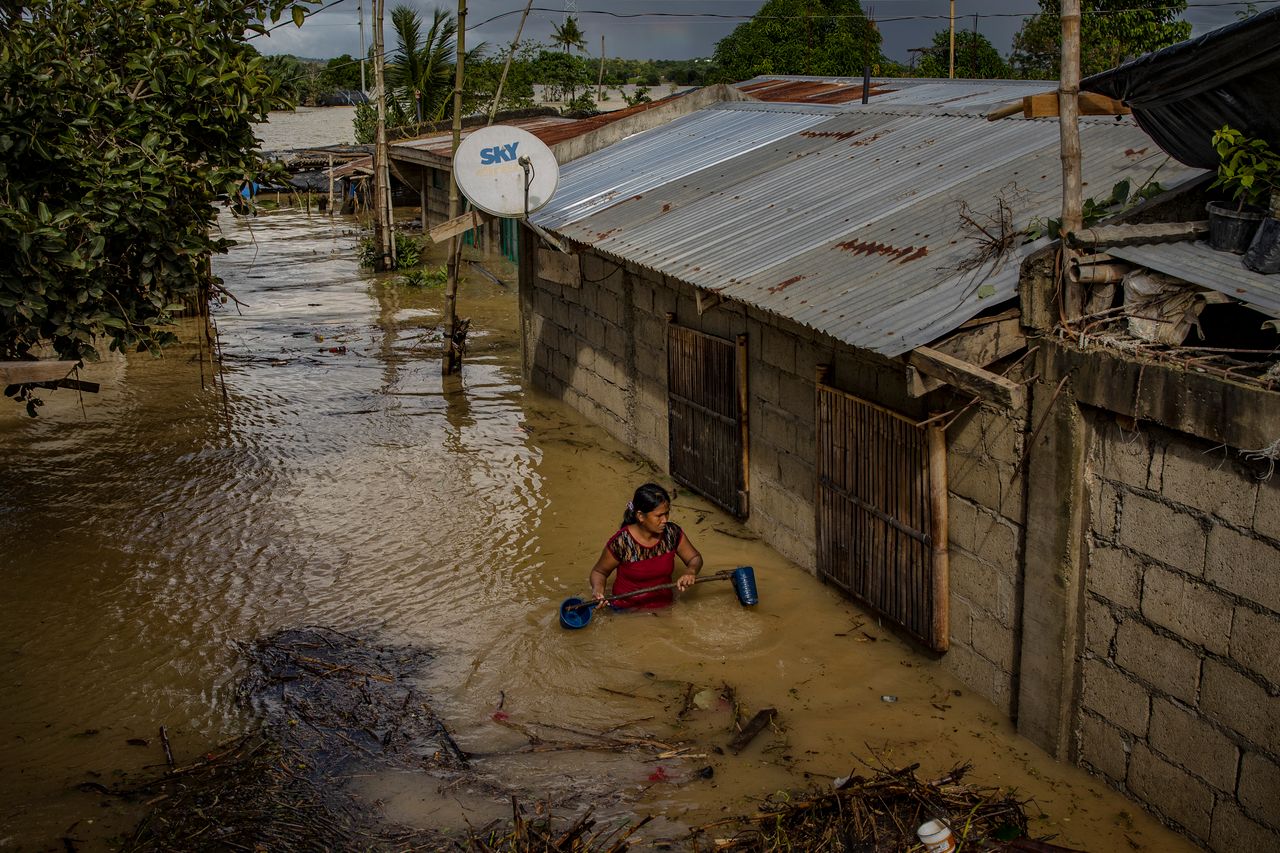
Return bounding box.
[533,101,1199,355]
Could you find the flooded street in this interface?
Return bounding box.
[0,205,1197,852]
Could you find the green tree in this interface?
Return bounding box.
[532,49,592,105]
[710,0,882,81]
[551,16,588,54]
[319,54,363,92]
[1010,0,1190,79]
[387,6,486,125]
[468,43,540,115]
[0,0,309,411]
[916,30,1010,78]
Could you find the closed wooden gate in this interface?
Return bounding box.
[667,320,749,518]
[815,371,949,651]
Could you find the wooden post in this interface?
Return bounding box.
[443,0,467,374]
[327,154,335,219]
[948,0,956,79]
[927,420,950,652]
[736,333,750,518]
[372,0,395,270]
[489,0,534,123]
[597,35,606,103]
[1060,0,1084,320]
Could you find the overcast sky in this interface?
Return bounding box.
[252,0,1267,67]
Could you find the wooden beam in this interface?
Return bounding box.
[695,290,723,315]
[0,360,78,386]
[908,346,1026,409]
[429,209,492,243]
[908,318,1025,397]
[1022,91,1130,118]
[1068,220,1209,249]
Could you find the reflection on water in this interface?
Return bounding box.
[0,211,1196,852]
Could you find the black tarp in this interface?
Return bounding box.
[1081,6,1280,169]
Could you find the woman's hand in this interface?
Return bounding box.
[592,589,607,609]
[676,570,698,592]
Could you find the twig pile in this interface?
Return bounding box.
[690,763,1028,852]
[467,799,653,852]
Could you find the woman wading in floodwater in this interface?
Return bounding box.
[590,483,703,610]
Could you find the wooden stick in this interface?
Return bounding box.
[565,569,738,611]
[727,708,777,754]
[159,725,175,768]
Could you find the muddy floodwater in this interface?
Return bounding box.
[0,208,1198,852]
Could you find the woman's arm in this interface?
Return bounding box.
[674,534,703,591]
[589,547,620,604]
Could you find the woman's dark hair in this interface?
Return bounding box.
[622,483,670,526]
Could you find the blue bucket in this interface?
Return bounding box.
[559,597,594,630]
[731,566,759,606]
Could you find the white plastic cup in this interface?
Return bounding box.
[917,819,956,853]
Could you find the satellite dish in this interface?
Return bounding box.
[453,126,559,218]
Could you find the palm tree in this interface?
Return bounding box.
[551,15,587,54]
[388,5,485,125]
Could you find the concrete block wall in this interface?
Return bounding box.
[942,404,1028,716]
[1077,414,1280,851]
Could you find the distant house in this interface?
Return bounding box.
[517,64,1280,852]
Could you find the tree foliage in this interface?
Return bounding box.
[710,0,882,81]
[1010,0,1190,79]
[0,0,308,388]
[551,16,588,54]
[917,30,1010,79]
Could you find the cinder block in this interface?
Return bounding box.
[1200,659,1280,754]
[778,451,814,495]
[971,621,1018,672]
[1093,425,1156,489]
[1239,752,1280,830]
[949,596,975,647]
[950,548,1003,621]
[947,495,978,553]
[1205,525,1280,613]
[949,454,1005,516]
[1081,658,1150,737]
[778,376,813,426]
[1255,478,1280,541]
[1140,565,1233,656]
[751,361,781,407]
[980,410,1024,467]
[1160,440,1258,527]
[761,327,797,373]
[1118,493,1207,575]
[941,642,1001,707]
[1085,602,1118,658]
[1149,698,1239,792]
[1078,711,1130,784]
[1128,742,1215,841]
[949,407,984,457]
[1209,800,1280,853]
[972,510,1020,572]
[1091,480,1120,541]
[1230,606,1280,689]
[1115,620,1201,704]
[1087,543,1142,610]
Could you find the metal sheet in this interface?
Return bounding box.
[534,101,1198,356]
[1105,241,1280,319]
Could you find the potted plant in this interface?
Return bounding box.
[1207,125,1278,254]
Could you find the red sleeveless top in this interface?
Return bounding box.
[606,523,684,610]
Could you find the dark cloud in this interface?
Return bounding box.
[253,0,1265,67]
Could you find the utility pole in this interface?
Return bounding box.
[949,0,956,78]
[1060,0,1084,320]
[372,0,395,270]
[358,0,367,93]
[443,0,467,374]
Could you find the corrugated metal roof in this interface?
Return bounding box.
[533,101,1200,356]
[737,76,1058,115]
[1105,241,1280,319]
